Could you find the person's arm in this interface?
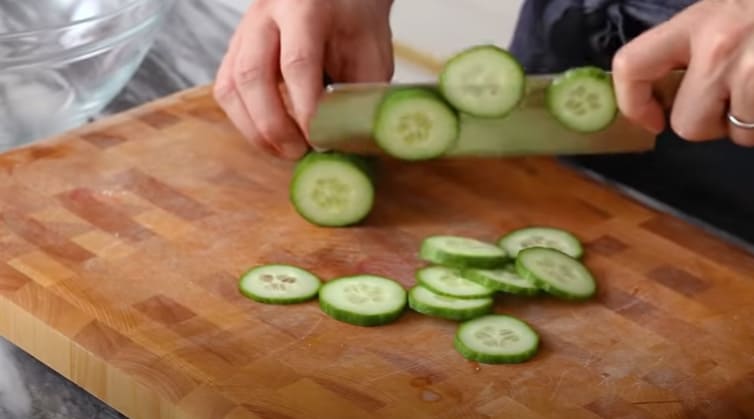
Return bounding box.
[213,0,395,159]
[612,0,754,146]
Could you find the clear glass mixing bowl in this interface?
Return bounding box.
[0,0,175,149]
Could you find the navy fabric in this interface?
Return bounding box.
[507,0,754,246]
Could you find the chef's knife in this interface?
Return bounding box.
[308,70,685,157]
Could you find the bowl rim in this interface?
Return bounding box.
[0,0,174,40]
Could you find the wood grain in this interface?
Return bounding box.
[1,86,753,419]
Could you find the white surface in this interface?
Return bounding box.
[210,0,524,82]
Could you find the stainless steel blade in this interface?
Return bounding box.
[308,70,685,157]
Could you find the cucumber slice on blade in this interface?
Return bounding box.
[498,226,583,259]
[515,247,597,300]
[373,87,460,160]
[416,265,494,299]
[419,235,508,269]
[454,314,540,364]
[408,285,493,321]
[319,274,407,326]
[239,264,322,304]
[439,45,526,118]
[546,66,618,133]
[289,152,374,227]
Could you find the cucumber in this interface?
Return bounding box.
[515,247,596,300]
[289,151,374,227]
[462,265,539,296]
[318,274,407,326]
[546,66,618,133]
[238,264,322,304]
[439,45,526,118]
[419,235,508,269]
[373,87,460,160]
[498,226,583,259]
[454,314,539,364]
[408,285,493,321]
[416,266,494,299]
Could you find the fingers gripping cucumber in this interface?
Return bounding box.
[290,151,375,227]
[319,275,407,326]
[373,87,460,160]
[515,247,596,300]
[239,264,322,304]
[546,66,618,133]
[454,314,540,364]
[439,45,526,118]
[408,285,493,321]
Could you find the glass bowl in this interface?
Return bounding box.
[0,0,176,149]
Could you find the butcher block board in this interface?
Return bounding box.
[1,86,753,419]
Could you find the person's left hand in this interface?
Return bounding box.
[611,0,754,146]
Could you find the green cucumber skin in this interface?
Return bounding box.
[497,226,584,259]
[514,247,597,301]
[418,244,509,270]
[453,328,539,364]
[373,87,460,161]
[461,268,540,296]
[415,267,495,299]
[439,45,526,118]
[319,298,406,327]
[317,276,408,327]
[238,264,322,305]
[545,66,618,133]
[407,286,494,321]
[289,151,375,228]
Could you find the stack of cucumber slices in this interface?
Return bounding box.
[371,44,618,161]
[238,226,597,365]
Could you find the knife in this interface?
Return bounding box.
[308,70,685,157]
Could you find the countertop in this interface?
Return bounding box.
[0,1,239,418]
[2,0,754,418]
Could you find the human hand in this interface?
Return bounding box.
[612,0,754,146]
[214,0,395,159]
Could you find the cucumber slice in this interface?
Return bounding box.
[408,285,493,321]
[439,45,526,118]
[497,226,583,259]
[546,66,617,133]
[238,264,322,304]
[515,247,596,300]
[462,265,539,296]
[416,266,494,299]
[454,314,539,364]
[289,151,374,227]
[419,235,508,269]
[319,274,407,326]
[373,87,459,160]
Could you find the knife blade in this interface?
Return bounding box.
[308,70,685,157]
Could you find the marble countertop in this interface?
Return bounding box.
[2,0,754,418]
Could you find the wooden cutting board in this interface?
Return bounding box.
[1,86,753,419]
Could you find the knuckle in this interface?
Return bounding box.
[255,115,289,142]
[281,50,316,73]
[212,80,235,103]
[702,24,747,62]
[235,65,265,87]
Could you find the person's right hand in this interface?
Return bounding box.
[213,0,395,160]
